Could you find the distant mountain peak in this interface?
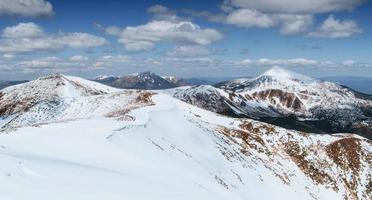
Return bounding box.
[94,71,187,90]
[260,66,313,82]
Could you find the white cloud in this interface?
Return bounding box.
[106,20,223,52]
[258,58,319,66]
[239,59,252,65]
[69,55,89,62]
[226,9,276,28]
[225,0,365,14]
[1,55,371,77]
[0,0,53,17]
[18,57,59,69]
[2,54,15,59]
[188,1,365,37]
[0,22,107,54]
[104,26,122,36]
[277,15,314,35]
[237,58,319,66]
[147,5,180,21]
[308,15,362,38]
[225,9,313,34]
[342,60,356,66]
[167,45,210,57]
[2,22,43,38]
[58,33,107,48]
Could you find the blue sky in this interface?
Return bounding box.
[0,0,371,80]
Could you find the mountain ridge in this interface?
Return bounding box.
[0,73,370,200]
[170,67,372,138]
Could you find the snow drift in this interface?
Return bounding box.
[0,74,370,200]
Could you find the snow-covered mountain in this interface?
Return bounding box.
[94,71,182,90]
[171,67,372,137]
[218,66,370,117]
[0,74,152,129]
[163,75,187,86]
[0,74,371,200]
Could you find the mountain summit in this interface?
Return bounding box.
[171,68,372,137]
[94,71,183,90]
[260,66,313,82]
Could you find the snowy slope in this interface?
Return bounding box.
[220,67,371,116]
[0,75,371,200]
[0,74,152,129]
[171,67,372,135]
[167,85,280,118]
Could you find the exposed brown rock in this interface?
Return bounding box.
[326,137,361,173]
[283,140,338,190]
[252,89,305,112]
[135,91,154,104]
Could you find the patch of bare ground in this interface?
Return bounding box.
[104,109,135,121]
[216,124,291,184]
[105,91,155,121]
[0,97,37,116]
[251,89,306,112]
[283,140,338,191]
[325,137,368,200]
[239,121,275,135]
[213,119,371,199]
[218,127,266,154]
[326,138,361,175]
[135,91,154,104]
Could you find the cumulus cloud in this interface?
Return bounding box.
[187,8,314,35]
[0,22,107,54]
[278,15,314,35]
[103,20,223,52]
[166,45,210,57]
[307,15,362,38]
[0,0,53,17]
[224,0,365,14]
[226,9,276,28]
[188,0,364,37]
[2,22,44,38]
[225,9,313,34]
[147,5,180,21]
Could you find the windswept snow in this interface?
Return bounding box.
[0,75,370,200]
[260,66,314,83]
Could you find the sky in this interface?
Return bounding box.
[0,0,371,80]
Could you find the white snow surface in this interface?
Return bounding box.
[0,75,370,200]
[175,67,372,118]
[260,66,314,82]
[239,67,365,111]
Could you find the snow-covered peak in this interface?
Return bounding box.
[0,74,121,116]
[2,73,119,98]
[260,66,313,82]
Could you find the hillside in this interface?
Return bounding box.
[170,67,372,138]
[0,74,370,200]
